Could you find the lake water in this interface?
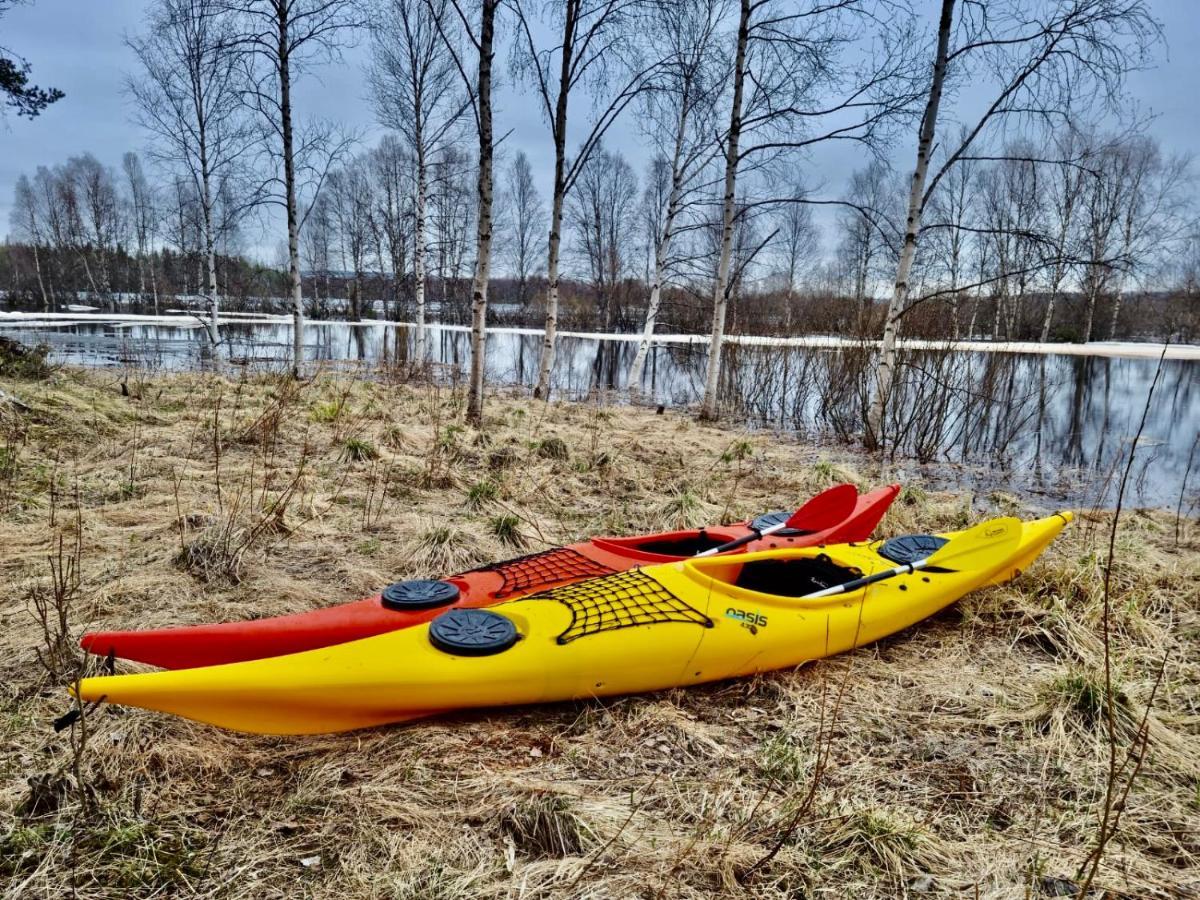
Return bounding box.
[2,317,1197,512]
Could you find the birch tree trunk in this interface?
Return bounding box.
[629,94,689,399]
[32,243,49,311]
[1040,192,1076,342]
[532,0,577,402]
[278,30,305,378]
[465,0,496,425]
[698,0,750,422]
[865,0,955,449]
[1107,187,1141,339]
[414,146,429,367]
[199,138,221,350]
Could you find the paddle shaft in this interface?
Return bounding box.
[801,558,930,599]
[695,521,787,557]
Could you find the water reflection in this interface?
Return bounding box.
[2,319,1196,509]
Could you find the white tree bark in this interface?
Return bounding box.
[698,0,749,422]
[465,0,496,425]
[866,0,955,449]
[278,31,305,377]
[414,147,429,367]
[629,89,691,399]
[532,0,577,402]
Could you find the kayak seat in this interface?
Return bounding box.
[733,556,858,598]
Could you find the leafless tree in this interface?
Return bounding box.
[1101,139,1192,339]
[509,0,661,400]
[775,185,819,332]
[924,132,977,338]
[976,145,1043,338]
[837,161,899,320]
[567,144,639,331]
[219,0,361,375]
[370,0,465,364]
[128,0,254,346]
[368,134,414,320]
[867,0,1162,447]
[121,152,160,312]
[428,144,475,317]
[301,192,334,313]
[326,156,377,320]
[431,0,497,425]
[628,0,726,396]
[1033,127,1089,340]
[9,174,51,308]
[699,0,919,420]
[502,150,545,311]
[165,173,202,298]
[51,155,123,307]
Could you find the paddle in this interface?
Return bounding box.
[695,483,860,558]
[799,516,1022,599]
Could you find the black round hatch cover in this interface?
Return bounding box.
[877,534,948,566]
[750,510,805,537]
[429,608,519,656]
[381,579,461,611]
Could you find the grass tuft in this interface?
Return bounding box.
[489,513,526,549]
[400,523,490,576]
[536,436,569,461]
[501,794,590,859]
[340,437,379,463]
[464,479,498,510]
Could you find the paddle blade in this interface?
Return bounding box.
[925,517,1022,571]
[784,483,859,532]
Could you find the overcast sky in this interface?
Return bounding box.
[2,0,1197,262]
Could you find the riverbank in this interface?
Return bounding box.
[3,309,1198,360]
[1,368,1197,897]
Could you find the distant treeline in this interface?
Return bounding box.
[4,235,1196,343]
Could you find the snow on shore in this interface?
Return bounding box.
[1,309,1196,360]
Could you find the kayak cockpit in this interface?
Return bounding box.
[591,529,742,560]
[709,555,859,597]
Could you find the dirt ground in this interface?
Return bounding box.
[1,365,1197,899]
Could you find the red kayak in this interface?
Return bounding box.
[81,483,900,669]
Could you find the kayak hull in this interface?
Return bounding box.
[80,484,901,669]
[75,512,1071,735]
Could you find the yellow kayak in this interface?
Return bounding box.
[75,513,1071,735]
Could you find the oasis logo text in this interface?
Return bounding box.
[725,607,767,628]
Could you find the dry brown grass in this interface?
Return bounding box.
[0,365,1197,899]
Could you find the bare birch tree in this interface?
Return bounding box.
[128,0,254,347]
[837,161,899,323]
[924,133,977,338]
[776,186,818,332]
[370,0,465,366]
[326,156,376,321]
[503,151,545,311]
[699,0,917,420]
[567,144,639,331]
[9,174,51,308]
[432,0,497,425]
[220,0,360,376]
[867,0,1161,447]
[627,0,726,396]
[368,134,414,320]
[122,152,160,312]
[509,0,660,400]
